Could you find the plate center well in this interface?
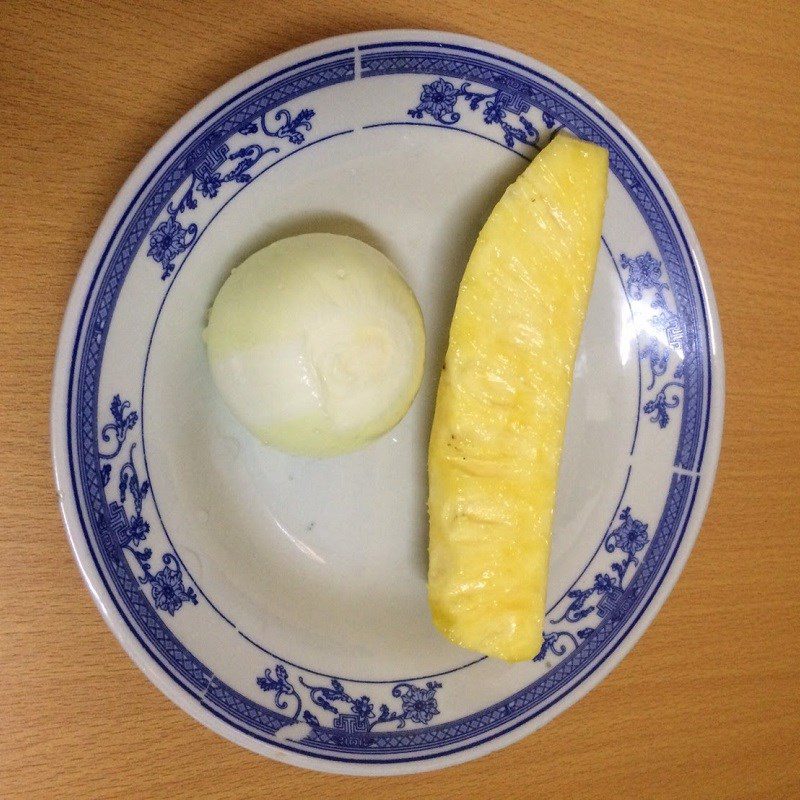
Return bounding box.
[143,126,636,679]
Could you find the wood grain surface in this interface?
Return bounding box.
[1,1,798,797]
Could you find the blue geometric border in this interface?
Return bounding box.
[65,41,712,764]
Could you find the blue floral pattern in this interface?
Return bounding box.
[536,507,650,662]
[620,252,686,428]
[150,554,197,615]
[147,218,197,280]
[118,443,150,547]
[397,682,441,724]
[146,106,315,280]
[257,665,442,735]
[256,664,303,720]
[410,77,461,123]
[99,396,197,616]
[260,107,315,144]
[643,381,685,428]
[409,77,558,150]
[605,506,649,556]
[640,337,670,391]
[99,394,138,459]
[620,251,665,301]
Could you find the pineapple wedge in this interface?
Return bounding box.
[428,133,609,662]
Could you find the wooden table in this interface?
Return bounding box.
[2,1,798,797]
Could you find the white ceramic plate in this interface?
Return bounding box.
[52,30,723,775]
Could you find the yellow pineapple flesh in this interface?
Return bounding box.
[428,133,609,662]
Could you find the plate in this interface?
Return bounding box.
[51,30,723,775]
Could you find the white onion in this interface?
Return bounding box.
[204,233,425,457]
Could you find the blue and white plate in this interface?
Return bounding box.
[52,30,724,774]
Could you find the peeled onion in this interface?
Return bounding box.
[204,233,425,457]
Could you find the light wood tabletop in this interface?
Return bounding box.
[2,1,798,797]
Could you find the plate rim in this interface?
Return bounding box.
[51,28,725,775]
